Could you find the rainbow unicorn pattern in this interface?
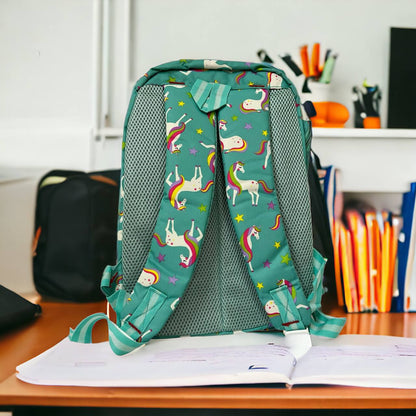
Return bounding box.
[154,218,203,269]
[166,165,213,211]
[137,268,160,287]
[226,161,273,206]
[255,140,271,170]
[239,225,261,272]
[218,120,247,153]
[199,141,216,173]
[267,72,283,88]
[240,89,269,113]
[165,107,192,153]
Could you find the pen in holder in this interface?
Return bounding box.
[257,44,349,127]
[352,82,381,128]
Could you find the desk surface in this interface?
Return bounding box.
[1,296,416,410]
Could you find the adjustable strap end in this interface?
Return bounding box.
[283,328,312,360]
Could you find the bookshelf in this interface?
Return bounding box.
[312,128,416,314]
[312,128,416,212]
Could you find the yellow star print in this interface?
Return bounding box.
[178,101,185,107]
[198,204,206,212]
[281,254,291,265]
[234,214,244,223]
[257,282,264,290]
[196,128,203,134]
[274,241,281,249]
[262,130,268,136]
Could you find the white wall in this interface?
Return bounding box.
[1,0,416,168]
[0,0,93,170]
[131,0,416,129]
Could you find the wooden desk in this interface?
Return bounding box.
[1,297,416,410]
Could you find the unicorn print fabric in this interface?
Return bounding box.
[70,60,345,355]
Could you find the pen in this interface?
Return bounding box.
[319,53,337,84]
[279,54,303,76]
[299,45,310,78]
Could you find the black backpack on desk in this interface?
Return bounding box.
[33,169,120,302]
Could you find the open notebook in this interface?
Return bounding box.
[16,332,416,389]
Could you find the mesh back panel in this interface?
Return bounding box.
[123,85,166,293]
[122,84,312,337]
[269,89,314,296]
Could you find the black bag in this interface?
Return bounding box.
[309,152,336,294]
[0,285,41,334]
[33,170,120,302]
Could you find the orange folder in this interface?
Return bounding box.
[339,222,359,312]
[344,209,370,311]
[365,211,382,311]
[379,220,391,312]
[378,214,402,312]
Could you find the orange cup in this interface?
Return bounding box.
[363,116,381,129]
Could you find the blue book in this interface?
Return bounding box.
[395,183,416,312]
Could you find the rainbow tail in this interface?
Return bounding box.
[153,233,167,247]
[255,140,268,155]
[207,151,215,173]
[235,71,246,85]
[270,214,281,230]
[201,180,214,193]
[258,180,273,193]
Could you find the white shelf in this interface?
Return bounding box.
[313,128,416,139]
[97,127,416,140]
[95,127,416,196]
[312,129,416,196]
[94,127,123,139]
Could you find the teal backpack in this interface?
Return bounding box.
[70,59,345,355]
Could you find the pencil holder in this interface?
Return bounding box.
[304,81,331,103]
[303,81,349,128]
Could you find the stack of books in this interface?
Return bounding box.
[319,166,416,313]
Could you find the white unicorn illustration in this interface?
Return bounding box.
[255,140,271,169]
[218,120,247,153]
[226,161,273,206]
[199,141,216,173]
[166,165,212,210]
[239,225,261,272]
[269,72,283,88]
[240,89,269,112]
[164,84,186,101]
[164,218,203,268]
[166,107,192,153]
[203,60,232,71]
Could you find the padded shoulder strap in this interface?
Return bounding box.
[218,88,311,331]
